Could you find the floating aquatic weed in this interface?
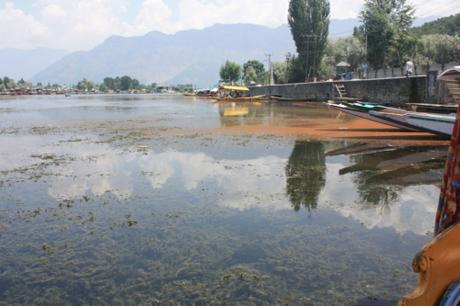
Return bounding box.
[31,154,56,160]
[125,213,138,227]
[29,126,60,135]
[0,97,439,305]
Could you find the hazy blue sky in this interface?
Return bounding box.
[0,0,459,50]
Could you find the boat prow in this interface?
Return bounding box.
[370,110,455,137]
[327,101,415,131]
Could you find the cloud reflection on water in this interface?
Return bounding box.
[42,142,439,236]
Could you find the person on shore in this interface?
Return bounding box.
[405,60,414,77]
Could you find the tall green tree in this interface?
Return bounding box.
[414,35,435,74]
[430,34,458,71]
[389,0,416,74]
[243,60,266,83]
[415,34,458,73]
[77,78,95,91]
[102,76,141,91]
[3,77,15,89]
[120,76,132,91]
[288,0,330,82]
[272,62,289,84]
[220,61,242,83]
[243,66,258,84]
[285,53,307,83]
[360,0,393,75]
[387,32,417,75]
[103,77,115,90]
[360,0,414,75]
[329,37,366,70]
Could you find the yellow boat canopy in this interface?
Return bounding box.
[220,85,250,92]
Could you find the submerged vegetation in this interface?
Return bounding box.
[0,95,443,304]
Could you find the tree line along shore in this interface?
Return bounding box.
[219,4,459,86]
[0,76,195,96]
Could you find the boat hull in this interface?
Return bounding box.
[370,111,455,137]
[328,103,416,131]
[216,95,265,102]
[270,96,310,102]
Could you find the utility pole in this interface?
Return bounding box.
[300,33,318,83]
[265,53,274,86]
[457,41,460,64]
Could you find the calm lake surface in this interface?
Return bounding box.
[0,95,445,305]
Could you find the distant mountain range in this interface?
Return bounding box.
[0,16,448,87]
[0,48,68,81]
[412,13,460,36]
[32,20,364,87]
[31,24,296,87]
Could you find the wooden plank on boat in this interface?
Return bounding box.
[333,97,360,102]
[407,103,458,114]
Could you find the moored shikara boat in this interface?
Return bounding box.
[216,85,265,102]
[327,101,415,131]
[215,95,266,102]
[369,110,455,137]
[328,100,456,137]
[269,96,311,102]
[399,103,460,306]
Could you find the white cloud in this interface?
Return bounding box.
[411,0,460,18]
[0,0,458,50]
[171,0,289,32]
[39,0,131,50]
[41,3,67,19]
[330,0,364,19]
[0,2,47,49]
[318,160,438,235]
[133,0,173,33]
[2,133,437,236]
[43,146,439,235]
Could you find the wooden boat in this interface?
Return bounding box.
[400,69,460,306]
[327,101,414,131]
[407,103,458,114]
[369,110,455,137]
[399,223,460,306]
[329,101,455,136]
[216,85,265,102]
[215,95,265,102]
[269,96,311,102]
[333,97,360,102]
[437,66,460,105]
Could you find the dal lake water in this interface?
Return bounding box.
[0,95,446,305]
